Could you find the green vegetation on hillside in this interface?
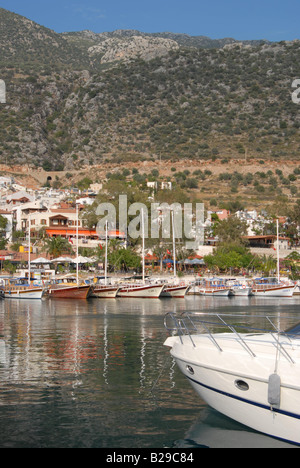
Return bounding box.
[0,8,300,173]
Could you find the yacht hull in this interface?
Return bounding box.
[165,333,300,445]
[230,287,252,296]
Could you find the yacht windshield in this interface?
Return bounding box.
[284,322,300,338]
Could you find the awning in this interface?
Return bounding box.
[46,228,98,237]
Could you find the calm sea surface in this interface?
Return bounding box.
[0,295,299,448]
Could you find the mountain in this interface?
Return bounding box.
[0,8,300,172]
[0,8,90,71]
[0,8,271,71]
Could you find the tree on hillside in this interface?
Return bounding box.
[291,199,300,224]
[0,214,8,249]
[214,216,248,245]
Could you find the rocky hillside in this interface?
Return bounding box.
[0,8,90,71]
[87,35,179,65]
[0,8,300,171]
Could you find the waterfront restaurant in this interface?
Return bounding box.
[243,235,290,250]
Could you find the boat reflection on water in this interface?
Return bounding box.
[175,408,296,449]
[1,296,300,448]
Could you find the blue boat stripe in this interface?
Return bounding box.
[187,375,300,421]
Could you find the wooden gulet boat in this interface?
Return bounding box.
[195,278,231,296]
[117,283,165,298]
[251,278,295,297]
[49,281,91,299]
[91,221,120,299]
[252,221,296,297]
[160,284,190,298]
[2,215,46,299]
[2,278,45,299]
[91,281,119,299]
[49,206,91,299]
[159,211,189,298]
[118,209,166,299]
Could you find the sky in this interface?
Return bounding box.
[1,0,300,42]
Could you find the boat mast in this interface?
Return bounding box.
[172,210,176,280]
[276,219,280,283]
[76,203,79,285]
[105,220,108,286]
[28,214,31,285]
[142,208,145,284]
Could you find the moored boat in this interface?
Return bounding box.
[164,312,300,445]
[2,215,46,299]
[251,220,296,298]
[49,284,91,299]
[48,275,91,299]
[89,275,120,299]
[117,283,165,298]
[294,281,300,296]
[251,277,295,297]
[1,278,45,299]
[160,284,190,298]
[226,279,253,296]
[92,285,119,298]
[194,278,231,296]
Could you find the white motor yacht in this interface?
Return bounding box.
[164,313,300,445]
[225,279,253,296]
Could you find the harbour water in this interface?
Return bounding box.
[0,295,299,448]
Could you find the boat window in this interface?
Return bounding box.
[235,380,249,391]
[186,365,194,375]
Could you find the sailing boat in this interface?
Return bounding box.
[252,220,296,297]
[48,205,91,299]
[92,221,120,298]
[117,209,165,298]
[160,210,190,298]
[3,215,45,299]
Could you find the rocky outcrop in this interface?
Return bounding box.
[88,36,179,64]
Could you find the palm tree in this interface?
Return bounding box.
[176,246,195,272]
[43,236,73,258]
[259,254,277,277]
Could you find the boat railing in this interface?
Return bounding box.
[164,312,296,362]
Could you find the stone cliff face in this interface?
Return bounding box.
[88,36,179,64]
